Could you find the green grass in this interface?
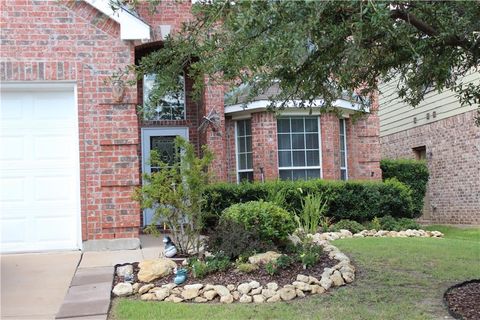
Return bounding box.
[111,226,480,320]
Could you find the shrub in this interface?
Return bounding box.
[276,254,294,269]
[236,263,259,273]
[381,159,429,217]
[378,215,398,231]
[265,261,278,276]
[207,220,273,260]
[396,218,421,230]
[221,201,296,244]
[203,178,416,226]
[189,258,209,279]
[376,215,422,231]
[329,219,364,234]
[205,254,231,272]
[296,193,329,234]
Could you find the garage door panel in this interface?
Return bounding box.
[0,86,80,253]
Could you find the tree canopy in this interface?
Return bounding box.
[130,0,480,123]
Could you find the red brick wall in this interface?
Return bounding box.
[381,110,479,225]
[251,112,279,181]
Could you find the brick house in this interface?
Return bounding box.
[0,0,381,253]
[379,72,480,225]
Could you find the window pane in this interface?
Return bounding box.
[278,134,291,150]
[279,170,292,180]
[339,119,345,135]
[306,169,321,179]
[238,136,246,153]
[238,153,247,170]
[239,171,254,183]
[305,133,319,149]
[143,73,185,120]
[237,120,246,136]
[291,118,304,132]
[340,169,347,181]
[246,136,252,152]
[340,151,346,167]
[292,169,306,181]
[245,119,251,134]
[277,119,290,133]
[292,134,305,149]
[292,151,305,166]
[246,152,253,169]
[279,151,291,167]
[305,118,318,132]
[306,150,320,166]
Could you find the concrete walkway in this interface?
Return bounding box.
[1,251,81,320]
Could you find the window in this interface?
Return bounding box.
[277,116,322,180]
[413,146,426,160]
[236,119,253,182]
[339,119,348,180]
[143,73,186,120]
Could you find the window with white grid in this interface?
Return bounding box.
[339,118,348,180]
[235,119,253,182]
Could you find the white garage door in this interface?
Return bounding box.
[0,84,81,253]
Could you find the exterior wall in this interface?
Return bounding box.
[251,112,279,181]
[378,72,479,137]
[381,110,479,225]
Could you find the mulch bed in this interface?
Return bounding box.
[444,280,480,320]
[114,252,337,288]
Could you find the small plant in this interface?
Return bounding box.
[371,217,382,230]
[295,193,329,234]
[378,215,398,231]
[319,216,333,232]
[205,254,231,272]
[236,263,259,274]
[329,219,365,234]
[298,237,323,269]
[189,258,209,279]
[265,261,278,276]
[276,254,294,269]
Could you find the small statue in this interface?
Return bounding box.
[163,235,177,258]
[173,267,188,285]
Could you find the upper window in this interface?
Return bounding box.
[277,116,322,180]
[339,118,348,180]
[236,119,253,182]
[143,73,186,120]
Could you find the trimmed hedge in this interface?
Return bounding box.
[203,178,415,227]
[381,159,429,218]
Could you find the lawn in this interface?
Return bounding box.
[110,226,480,320]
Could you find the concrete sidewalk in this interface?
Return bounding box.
[0,251,81,320]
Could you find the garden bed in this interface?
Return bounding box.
[444,279,480,320]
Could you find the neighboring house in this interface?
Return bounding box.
[0,0,380,253]
[379,72,480,225]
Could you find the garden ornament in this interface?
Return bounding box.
[173,267,188,285]
[163,235,177,258]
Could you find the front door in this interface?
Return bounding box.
[141,128,189,227]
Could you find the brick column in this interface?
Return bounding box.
[321,113,340,180]
[251,112,279,181]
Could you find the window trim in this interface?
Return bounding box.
[339,118,348,180]
[277,116,323,180]
[235,119,254,183]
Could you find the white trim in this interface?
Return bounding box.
[1,81,77,90]
[339,118,348,180]
[83,0,151,40]
[225,99,366,115]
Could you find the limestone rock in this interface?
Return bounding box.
[220,294,234,304]
[278,287,296,301]
[261,288,276,299]
[249,280,261,289]
[342,272,355,283]
[138,284,154,295]
[181,288,200,300]
[203,290,218,300]
[267,294,281,303]
[194,297,207,303]
[184,283,203,290]
[116,265,133,277]
[214,285,230,297]
[339,229,353,238]
[239,294,253,303]
[140,293,156,301]
[296,274,310,283]
[248,251,281,265]
[330,270,345,287]
[251,287,262,295]
[237,283,252,294]
[311,285,325,294]
[320,276,333,290]
[253,294,265,303]
[232,291,240,300]
[204,284,215,291]
[292,281,311,291]
[288,234,302,245]
[154,288,170,301]
[138,258,177,282]
[266,282,278,291]
[308,276,320,285]
[162,283,177,290]
[165,295,183,303]
[227,284,236,291]
[132,282,141,294]
[112,282,133,297]
[295,289,305,298]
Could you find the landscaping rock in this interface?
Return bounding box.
[194,297,207,303]
[261,289,276,299]
[138,284,154,295]
[239,294,252,303]
[251,287,262,295]
[165,295,184,303]
[162,283,177,290]
[214,285,230,297]
[249,280,261,289]
[330,270,345,287]
[295,289,305,298]
[296,274,310,283]
[267,282,278,291]
[308,276,320,285]
[184,283,203,291]
[132,282,141,294]
[112,282,133,297]
[154,288,170,301]
[320,276,333,290]
[311,285,325,294]
[116,265,133,277]
[232,291,240,300]
[248,251,281,265]
[204,284,215,291]
[292,281,311,291]
[253,294,265,303]
[227,284,236,291]
[342,272,355,283]
[140,293,156,301]
[203,290,218,300]
[181,288,200,300]
[288,234,302,245]
[237,283,252,294]
[353,233,364,238]
[267,294,281,303]
[220,294,234,304]
[138,258,177,282]
[278,287,296,301]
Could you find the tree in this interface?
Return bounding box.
[134,137,213,255]
[130,1,480,122]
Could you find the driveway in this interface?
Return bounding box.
[1,251,81,319]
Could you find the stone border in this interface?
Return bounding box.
[112,228,444,304]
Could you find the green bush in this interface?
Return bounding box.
[203,178,416,226]
[222,201,296,244]
[376,215,422,231]
[381,159,429,217]
[276,254,294,269]
[236,263,258,273]
[265,261,278,276]
[396,218,421,231]
[329,219,365,234]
